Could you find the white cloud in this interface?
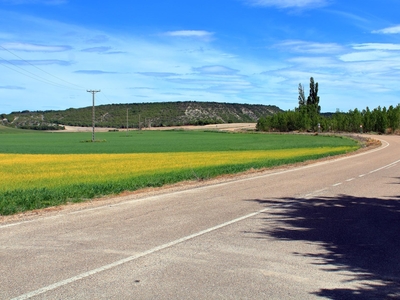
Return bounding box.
[245,0,328,9]
[164,30,214,39]
[137,72,178,78]
[169,77,254,95]
[81,46,112,53]
[0,0,67,4]
[326,10,368,23]
[339,51,396,62]
[86,35,109,44]
[1,42,72,52]
[0,59,71,65]
[373,25,400,34]
[74,70,117,75]
[338,43,400,63]
[275,40,344,54]
[352,43,400,51]
[192,65,239,75]
[286,56,339,68]
[0,85,25,90]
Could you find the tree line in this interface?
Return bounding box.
[257,77,400,134]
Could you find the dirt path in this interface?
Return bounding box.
[60,123,257,132]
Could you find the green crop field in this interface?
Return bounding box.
[0,126,359,215]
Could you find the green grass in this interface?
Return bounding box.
[0,127,358,154]
[0,126,360,215]
[0,150,354,215]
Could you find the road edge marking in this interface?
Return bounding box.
[11,208,268,300]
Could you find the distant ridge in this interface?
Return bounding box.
[2,101,282,130]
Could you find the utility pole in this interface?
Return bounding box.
[87,90,100,142]
[126,108,129,136]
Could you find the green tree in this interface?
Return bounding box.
[362,107,372,132]
[298,83,306,108]
[387,105,400,133]
[307,77,321,114]
[348,108,362,132]
[372,106,387,134]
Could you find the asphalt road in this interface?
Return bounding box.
[1,135,399,299]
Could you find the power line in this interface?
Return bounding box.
[0,55,83,90]
[0,44,85,91]
[99,91,112,105]
[0,45,120,117]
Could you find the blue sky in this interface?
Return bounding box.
[0,0,400,114]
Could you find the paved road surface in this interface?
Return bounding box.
[1,135,399,299]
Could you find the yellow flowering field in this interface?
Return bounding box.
[0,146,354,192]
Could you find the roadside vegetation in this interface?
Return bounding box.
[257,77,400,134]
[0,127,359,215]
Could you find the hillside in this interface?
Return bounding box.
[1,101,281,130]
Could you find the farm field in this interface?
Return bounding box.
[0,126,359,215]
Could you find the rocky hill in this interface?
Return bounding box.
[1,101,282,130]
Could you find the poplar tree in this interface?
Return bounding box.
[307,77,321,114]
[298,83,306,108]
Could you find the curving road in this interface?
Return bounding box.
[1,135,399,299]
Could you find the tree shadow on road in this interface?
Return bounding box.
[251,192,400,299]
[391,177,400,185]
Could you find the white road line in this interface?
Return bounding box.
[11,207,269,300]
[368,160,400,174]
[304,188,328,198]
[385,164,397,170]
[346,178,355,182]
[332,183,342,187]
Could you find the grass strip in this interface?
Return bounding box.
[0,147,356,192]
[0,148,355,215]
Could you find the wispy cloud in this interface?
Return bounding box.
[285,56,339,68]
[0,85,25,90]
[164,30,214,40]
[372,25,400,34]
[127,87,155,90]
[193,65,240,75]
[245,0,329,9]
[0,0,67,4]
[1,42,72,52]
[74,70,117,75]
[81,46,112,53]
[0,59,72,65]
[275,40,344,54]
[339,51,396,62]
[338,43,400,62]
[136,72,179,78]
[167,77,253,92]
[79,46,125,55]
[161,92,182,96]
[352,43,400,51]
[326,10,368,23]
[86,35,109,44]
